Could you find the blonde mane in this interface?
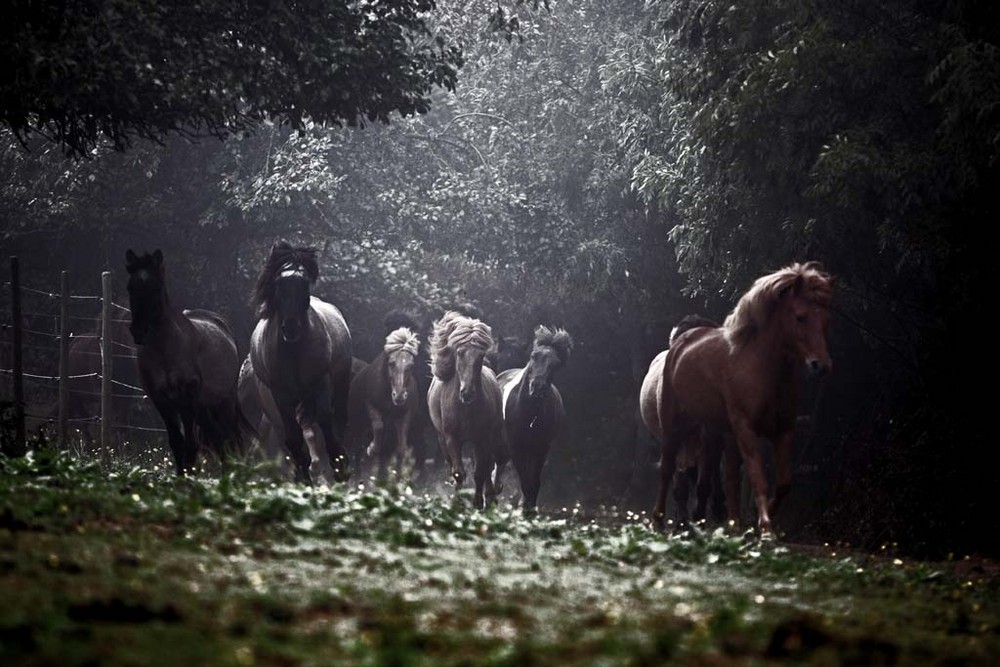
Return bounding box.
[384,327,420,357]
[723,261,834,350]
[429,311,494,380]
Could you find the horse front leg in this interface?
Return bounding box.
[276,401,311,484]
[179,408,200,475]
[731,417,772,535]
[325,367,352,482]
[472,443,496,511]
[724,437,742,528]
[366,405,386,479]
[152,397,186,476]
[440,432,466,488]
[768,429,795,519]
[393,408,415,481]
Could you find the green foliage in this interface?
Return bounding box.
[0,0,462,158]
[1,451,997,665]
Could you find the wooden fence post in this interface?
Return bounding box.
[58,271,69,447]
[100,270,113,457]
[8,256,26,456]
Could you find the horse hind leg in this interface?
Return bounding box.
[672,466,694,527]
[694,431,725,523]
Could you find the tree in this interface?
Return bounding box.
[0,0,462,158]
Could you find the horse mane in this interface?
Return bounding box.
[723,261,834,350]
[251,240,320,319]
[533,325,573,364]
[429,311,494,380]
[384,327,420,357]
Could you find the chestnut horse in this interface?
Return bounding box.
[351,326,421,479]
[644,262,834,533]
[427,311,507,509]
[640,314,725,526]
[497,326,573,516]
[246,241,353,485]
[125,249,245,474]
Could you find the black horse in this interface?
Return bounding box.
[246,241,353,485]
[496,326,573,515]
[125,249,245,474]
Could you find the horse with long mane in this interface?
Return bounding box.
[643,262,834,534]
[497,326,573,516]
[124,249,245,474]
[640,314,726,526]
[245,240,353,485]
[427,311,507,509]
[349,326,421,479]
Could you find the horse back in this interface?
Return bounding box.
[187,312,240,397]
[665,328,730,430]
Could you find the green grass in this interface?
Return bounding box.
[1,449,997,666]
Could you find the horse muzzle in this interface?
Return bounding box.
[391,390,408,407]
[806,358,832,378]
[528,380,547,398]
[280,319,302,343]
[459,389,477,404]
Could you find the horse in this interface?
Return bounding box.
[643,262,834,534]
[247,240,353,485]
[497,326,573,516]
[426,311,507,510]
[640,314,727,527]
[349,326,421,480]
[124,249,245,474]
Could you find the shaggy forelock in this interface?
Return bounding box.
[430,311,493,380]
[251,241,320,318]
[384,327,420,357]
[533,325,573,364]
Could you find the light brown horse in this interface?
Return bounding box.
[643,262,834,533]
[426,311,507,510]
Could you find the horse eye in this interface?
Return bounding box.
[796,314,807,324]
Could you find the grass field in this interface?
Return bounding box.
[1,449,997,666]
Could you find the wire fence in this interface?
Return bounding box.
[1,261,167,462]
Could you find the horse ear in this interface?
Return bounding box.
[152,249,163,266]
[125,249,137,267]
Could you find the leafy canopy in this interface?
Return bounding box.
[0,0,463,158]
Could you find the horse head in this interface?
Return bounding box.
[727,261,834,378]
[780,262,834,377]
[430,311,494,404]
[384,327,420,407]
[124,248,166,345]
[525,326,573,399]
[253,240,321,343]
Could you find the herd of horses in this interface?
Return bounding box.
[122,240,835,534]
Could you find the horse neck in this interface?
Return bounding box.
[512,365,544,414]
[739,321,798,394]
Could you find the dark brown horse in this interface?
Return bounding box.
[246,241,353,485]
[350,326,421,479]
[427,311,507,509]
[497,326,573,516]
[642,262,834,534]
[125,249,245,474]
